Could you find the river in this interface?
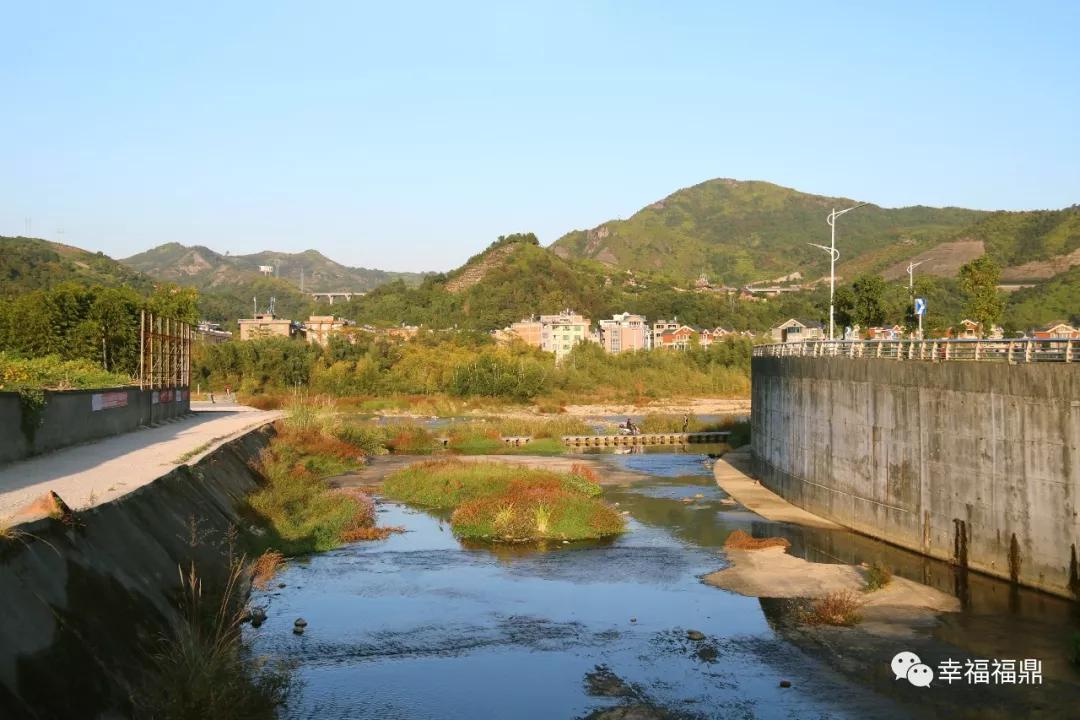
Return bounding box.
[248,450,1080,719]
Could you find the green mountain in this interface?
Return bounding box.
[963,206,1080,281]
[0,236,154,296]
[1005,265,1080,329]
[121,242,428,293]
[335,234,823,332]
[551,179,988,285]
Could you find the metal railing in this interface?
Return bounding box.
[753,338,1078,363]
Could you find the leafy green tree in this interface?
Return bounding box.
[958,256,1005,332]
[835,274,887,329]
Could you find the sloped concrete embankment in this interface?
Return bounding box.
[0,425,274,720]
[751,356,1080,598]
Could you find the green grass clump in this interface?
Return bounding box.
[863,560,894,592]
[244,398,388,555]
[335,422,391,456]
[382,459,622,542]
[452,487,623,542]
[136,562,292,718]
[382,460,536,509]
[381,422,437,453]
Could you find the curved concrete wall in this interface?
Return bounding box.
[751,356,1080,598]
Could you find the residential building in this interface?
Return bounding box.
[955,319,981,339]
[238,313,299,340]
[865,325,906,340]
[540,310,592,360]
[507,311,592,360]
[509,318,544,347]
[598,313,649,353]
[770,318,824,343]
[699,328,734,348]
[1034,322,1079,339]
[303,315,352,346]
[655,325,698,350]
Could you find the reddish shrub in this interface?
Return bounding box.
[250,550,285,589]
[570,464,599,484]
[724,529,791,551]
[242,394,283,410]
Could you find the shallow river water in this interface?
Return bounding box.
[249,452,1080,719]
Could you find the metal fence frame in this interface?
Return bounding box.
[753,338,1078,363]
[139,311,193,388]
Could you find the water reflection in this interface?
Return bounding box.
[249,450,1080,719]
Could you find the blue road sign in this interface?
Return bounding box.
[914,298,927,316]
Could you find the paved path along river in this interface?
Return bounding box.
[0,401,279,520]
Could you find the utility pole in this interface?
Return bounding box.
[809,202,867,340]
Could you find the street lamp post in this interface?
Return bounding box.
[809,202,867,340]
[907,260,925,339]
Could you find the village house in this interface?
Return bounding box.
[955,319,981,339]
[698,327,733,348]
[303,315,353,347]
[655,325,697,350]
[865,325,907,341]
[540,311,592,360]
[770,318,824,343]
[508,317,543,347]
[1033,322,1079,339]
[598,312,649,353]
[238,312,300,340]
[508,311,592,360]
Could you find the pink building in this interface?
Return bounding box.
[598,313,648,353]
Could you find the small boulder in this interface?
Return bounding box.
[686,630,705,641]
[779,680,792,688]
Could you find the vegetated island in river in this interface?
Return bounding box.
[382,459,625,542]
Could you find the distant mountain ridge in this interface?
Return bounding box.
[550,178,1080,285]
[121,242,428,293]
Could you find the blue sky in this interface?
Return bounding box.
[2,1,1078,272]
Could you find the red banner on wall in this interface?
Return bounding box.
[91,391,128,412]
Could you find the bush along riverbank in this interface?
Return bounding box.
[244,397,399,556]
[382,459,625,542]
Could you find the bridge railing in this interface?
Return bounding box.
[753,338,1078,363]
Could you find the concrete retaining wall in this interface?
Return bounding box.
[751,356,1080,598]
[0,386,190,465]
[0,425,273,719]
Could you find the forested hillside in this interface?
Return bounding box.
[551,179,986,284]
[321,234,828,332]
[0,236,154,295]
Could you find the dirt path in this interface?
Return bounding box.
[0,405,280,523]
